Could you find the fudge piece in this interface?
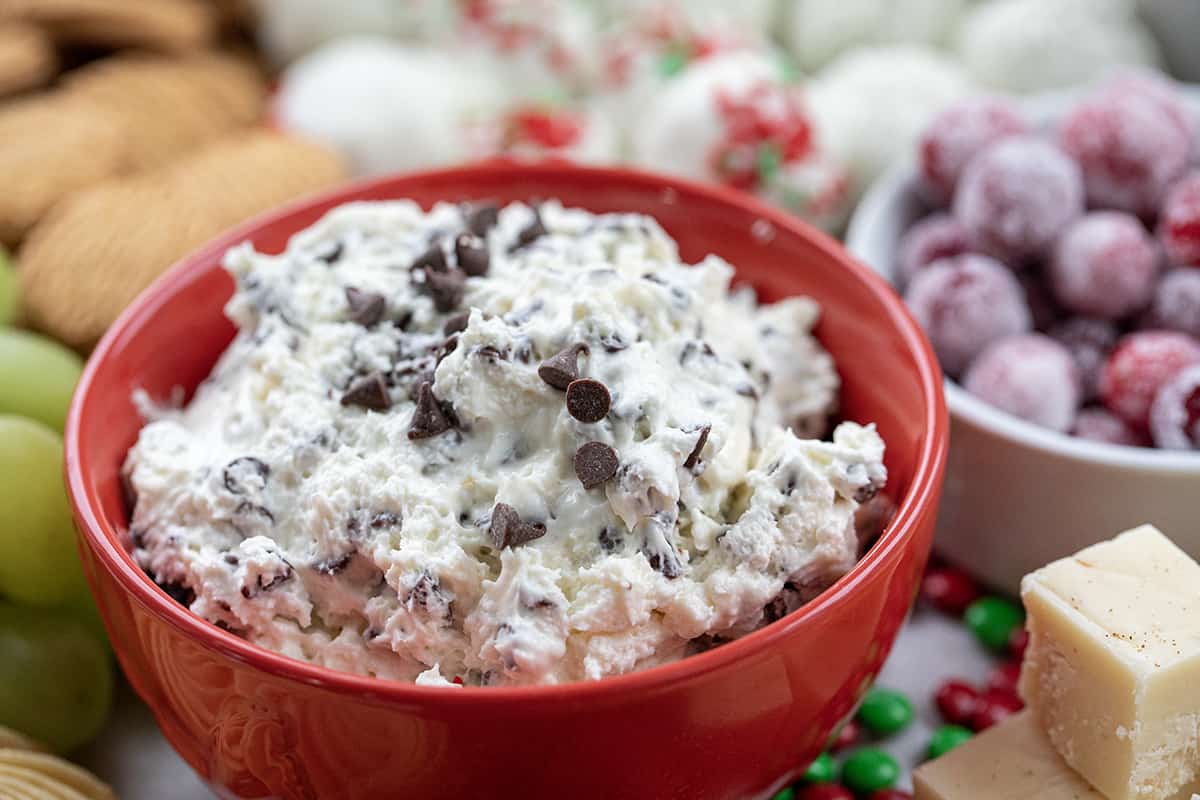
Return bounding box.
[913,711,1198,800]
[1020,525,1200,800]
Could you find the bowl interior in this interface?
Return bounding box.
[70,163,943,691]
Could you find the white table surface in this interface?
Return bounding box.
[77,605,997,798]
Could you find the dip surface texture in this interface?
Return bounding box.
[123,200,886,687]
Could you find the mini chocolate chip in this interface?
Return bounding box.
[412,243,447,273]
[235,501,275,524]
[422,267,465,312]
[317,241,344,264]
[683,424,711,470]
[223,554,239,566]
[370,510,402,529]
[443,310,470,335]
[157,580,195,607]
[466,202,499,236]
[735,383,758,399]
[475,344,507,363]
[455,233,489,277]
[408,370,435,400]
[510,212,547,252]
[408,382,453,440]
[341,371,391,411]
[537,343,588,390]
[598,526,621,553]
[345,287,386,327]
[600,333,628,352]
[566,378,611,423]
[439,335,459,363]
[574,442,618,489]
[223,457,269,495]
[316,552,353,576]
[488,502,546,549]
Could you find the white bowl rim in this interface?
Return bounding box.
[847,157,1200,475]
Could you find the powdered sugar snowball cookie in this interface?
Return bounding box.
[963,334,1082,433]
[903,253,1032,377]
[275,38,510,177]
[251,0,457,66]
[1048,212,1160,320]
[1058,89,1192,219]
[918,95,1029,206]
[465,99,619,164]
[760,154,853,233]
[599,0,774,46]
[952,136,1084,265]
[780,0,965,73]
[955,0,1160,94]
[807,45,973,196]
[1150,364,1200,450]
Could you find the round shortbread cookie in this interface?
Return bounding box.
[0,22,56,96]
[0,0,215,53]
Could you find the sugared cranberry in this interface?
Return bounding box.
[1058,91,1191,218]
[897,214,972,288]
[963,334,1081,432]
[1099,331,1200,429]
[1100,71,1195,147]
[1072,407,1149,447]
[1146,269,1200,338]
[1159,172,1200,267]
[1048,212,1160,319]
[953,136,1083,264]
[1049,317,1118,401]
[970,688,1024,732]
[830,718,862,752]
[904,254,1032,376]
[1150,364,1200,450]
[986,661,1022,695]
[935,680,980,726]
[921,566,980,617]
[1008,627,1029,661]
[1019,271,1061,332]
[919,96,1028,205]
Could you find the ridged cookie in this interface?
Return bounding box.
[0,0,215,53]
[18,132,346,349]
[0,22,56,96]
[0,748,115,800]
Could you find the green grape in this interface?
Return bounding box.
[0,247,16,326]
[0,416,89,607]
[0,328,83,433]
[57,583,109,653]
[0,602,113,753]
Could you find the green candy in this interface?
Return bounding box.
[840,748,900,795]
[801,752,837,784]
[928,724,973,760]
[965,596,1025,652]
[857,687,914,736]
[771,789,795,800]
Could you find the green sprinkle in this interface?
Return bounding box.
[657,46,689,77]
[857,687,915,737]
[965,596,1025,652]
[801,752,837,784]
[928,724,973,760]
[757,141,783,185]
[840,748,900,794]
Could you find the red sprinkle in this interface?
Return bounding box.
[921,567,980,617]
[971,688,1024,732]
[935,680,981,726]
[797,786,855,800]
[830,719,862,753]
[986,661,1023,695]
[451,676,464,686]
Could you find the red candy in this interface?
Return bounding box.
[1072,407,1149,447]
[1048,212,1160,320]
[1008,628,1029,661]
[1099,331,1200,429]
[1058,91,1191,218]
[921,566,979,617]
[797,785,854,800]
[1149,365,1200,450]
[953,136,1083,264]
[935,680,980,726]
[1159,172,1200,267]
[897,214,971,288]
[963,334,1081,433]
[970,688,1024,732]
[1146,269,1200,338]
[1049,317,1118,401]
[830,718,862,753]
[919,96,1028,205]
[903,254,1032,376]
[986,661,1022,695]
[869,791,913,800]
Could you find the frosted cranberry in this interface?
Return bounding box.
[953,136,1083,264]
[904,254,1032,376]
[921,565,979,617]
[919,96,1028,205]
[1159,172,1200,267]
[1146,269,1200,338]
[1150,365,1200,450]
[897,214,972,288]
[1100,71,1195,146]
[1049,317,1118,401]
[971,688,1024,732]
[963,334,1081,432]
[1058,92,1191,219]
[1072,407,1150,447]
[1048,212,1160,319]
[1099,331,1200,429]
[1019,271,1061,332]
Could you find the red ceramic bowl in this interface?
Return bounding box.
[65,164,946,800]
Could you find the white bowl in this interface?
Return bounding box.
[845,89,1200,593]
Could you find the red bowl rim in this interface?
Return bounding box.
[65,162,947,705]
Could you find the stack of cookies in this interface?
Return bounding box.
[0,724,114,799]
[0,0,349,349]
